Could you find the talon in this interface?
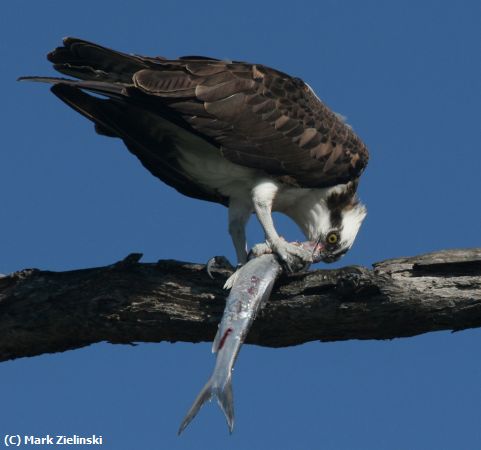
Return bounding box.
[206,256,235,279]
[267,238,313,273]
[248,242,272,259]
[206,257,217,279]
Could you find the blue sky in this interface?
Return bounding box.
[1,1,481,448]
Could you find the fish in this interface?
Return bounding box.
[178,240,324,434]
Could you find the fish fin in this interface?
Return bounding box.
[178,374,234,435]
[223,270,239,290]
[178,377,214,435]
[216,375,234,433]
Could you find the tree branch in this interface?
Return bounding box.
[1,248,480,362]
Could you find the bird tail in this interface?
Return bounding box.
[46,37,151,83]
[178,370,234,435]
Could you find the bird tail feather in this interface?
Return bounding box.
[47,37,151,82]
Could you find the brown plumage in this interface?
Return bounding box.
[21,37,370,268]
[40,38,368,201]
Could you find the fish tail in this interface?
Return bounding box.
[216,375,234,433]
[178,372,234,435]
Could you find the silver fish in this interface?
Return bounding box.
[178,241,323,434]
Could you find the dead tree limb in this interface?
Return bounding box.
[1,248,480,362]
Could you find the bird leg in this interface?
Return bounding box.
[249,239,312,272]
[224,238,322,289]
[228,198,252,265]
[207,199,251,281]
[252,181,313,272]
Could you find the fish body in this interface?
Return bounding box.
[178,242,323,434]
[178,253,281,434]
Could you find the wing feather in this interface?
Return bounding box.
[36,38,369,192]
[127,53,368,187]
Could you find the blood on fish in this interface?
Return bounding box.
[248,275,259,295]
[217,327,233,351]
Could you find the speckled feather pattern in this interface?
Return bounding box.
[47,38,369,201]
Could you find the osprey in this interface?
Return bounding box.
[21,38,369,269]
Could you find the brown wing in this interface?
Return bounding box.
[47,38,368,189]
[46,83,229,206]
[131,62,369,188]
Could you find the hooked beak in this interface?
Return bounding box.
[310,240,325,263]
[310,240,347,264]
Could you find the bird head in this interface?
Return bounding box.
[315,202,367,263]
[311,183,367,264]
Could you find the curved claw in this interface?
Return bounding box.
[268,239,313,273]
[206,257,218,279]
[206,256,235,279]
[247,240,312,273]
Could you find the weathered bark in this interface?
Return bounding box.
[0,248,480,362]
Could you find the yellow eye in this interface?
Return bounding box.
[327,232,339,245]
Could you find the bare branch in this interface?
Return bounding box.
[1,248,480,362]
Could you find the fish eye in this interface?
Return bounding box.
[326,231,339,245]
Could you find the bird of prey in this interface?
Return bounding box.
[21,38,369,270]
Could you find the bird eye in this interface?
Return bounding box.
[326,232,339,245]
